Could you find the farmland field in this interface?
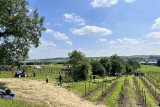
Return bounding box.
[137,65,160,72]
[0,64,160,107]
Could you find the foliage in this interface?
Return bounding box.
[125,65,133,74]
[157,59,160,66]
[91,61,105,77]
[110,54,125,76]
[68,50,86,67]
[73,64,89,81]
[68,50,89,81]
[126,60,140,70]
[0,0,45,65]
[100,58,111,76]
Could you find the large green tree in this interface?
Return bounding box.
[100,58,111,76]
[68,50,90,81]
[110,54,125,76]
[0,0,45,65]
[91,61,105,77]
[126,60,140,70]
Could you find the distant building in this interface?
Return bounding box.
[140,61,157,65]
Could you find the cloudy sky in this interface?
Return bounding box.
[28,0,160,59]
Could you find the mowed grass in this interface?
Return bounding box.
[137,65,160,72]
[0,99,45,107]
[128,75,137,106]
[64,80,101,96]
[103,76,125,107]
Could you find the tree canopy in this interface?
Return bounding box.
[91,61,105,77]
[100,58,111,76]
[68,50,90,81]
[110,54,125,76]
[0,0,45,65]
[157,59,160,66]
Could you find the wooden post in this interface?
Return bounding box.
[142,87,143,95]
[85,81,86,96]
[155,86,156,96]
[144,90,146,104]
[102,83,103,100]
[98,79,99,87]
[89,81,90,93]
[68,76,69,87]
[105,81,106,91]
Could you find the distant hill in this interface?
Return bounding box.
[26,55,160,63]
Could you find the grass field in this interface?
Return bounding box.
[1,64,160,107]
[137,65,160,72]
[0,99,45,107]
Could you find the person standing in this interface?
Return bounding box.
[58,75,62,86]
[33,69,36,77]
[46,75,49,83]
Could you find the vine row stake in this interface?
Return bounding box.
[85,81,86,96]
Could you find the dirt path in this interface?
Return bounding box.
[0,78,106,107]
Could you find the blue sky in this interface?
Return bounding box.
[28,0,160,59]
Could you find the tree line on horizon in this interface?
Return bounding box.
[68,50,141,81]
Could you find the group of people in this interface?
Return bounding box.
[32,69,63,85]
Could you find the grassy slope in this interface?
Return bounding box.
[0,99,45,107]
[137,65,160,72]
[87,82,111,102]
[64,80,102,96]
[137,77,158,106]
[142,76,160,95]
[103,76,125,107]
[128,75,137,107]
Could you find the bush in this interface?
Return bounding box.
[73,64,89,81]
[91,61,105,77]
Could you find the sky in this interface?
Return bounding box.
[28,0,160,59]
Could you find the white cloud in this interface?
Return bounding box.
[91,0,119,8]
[28,7,33,12]
[117,38,140,44]
[66,41,73,45]
[29,48,71,59]
[55,23,62,26]
[118,37,140,45]
[47,23,50,25]
[99,38,107,42]
[54,32,69,40]
[109,45,131,50]
[29,50,34,53]
[152,17,160,29]
[63,13,85,25]
[146,32,160,39]
[124,0,135,3]
[40,39,56,47]
[148,42,160,45]
[45,29,53,34]
[70,26,112,36]
[45,28,69,40]
[109,40,117,45]
[109,38,140,45]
